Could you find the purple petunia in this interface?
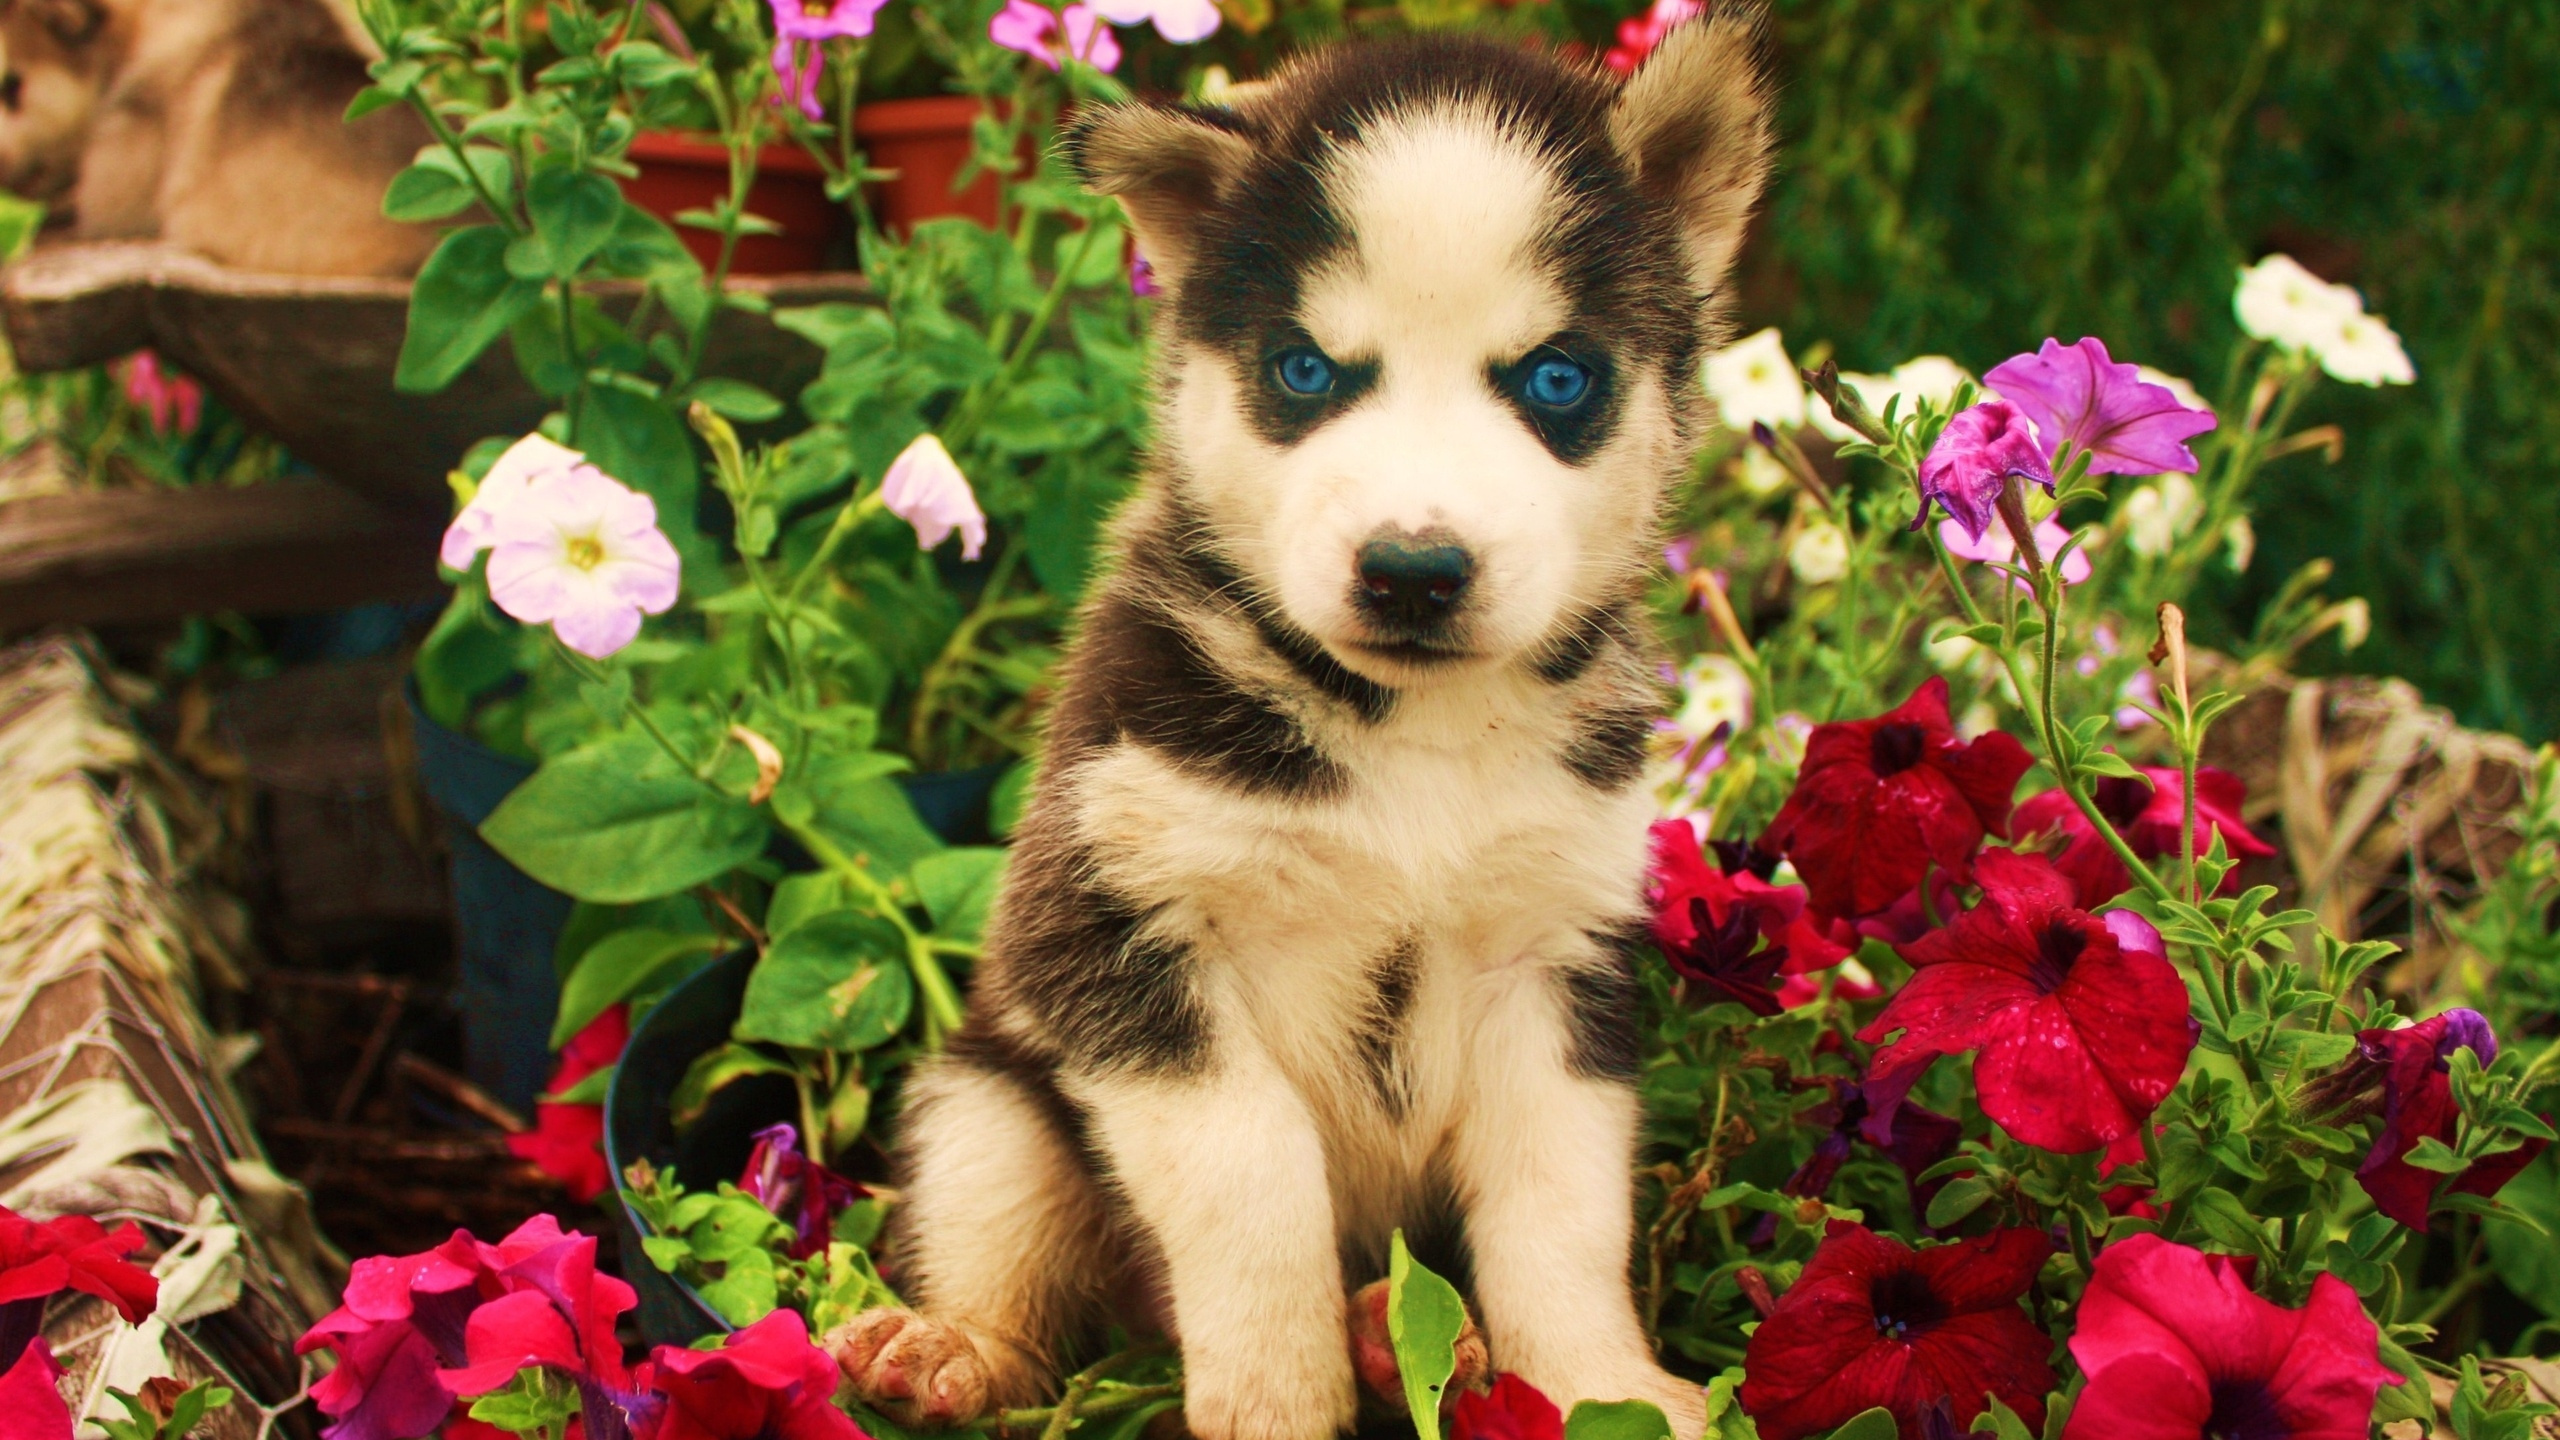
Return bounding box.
[1914,400,2052,543]
[1984,337,2218,476]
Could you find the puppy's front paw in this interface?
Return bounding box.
[824,1309,993,1429]
[1347,1279,1490,1414]
[1182,1331,1357,1440]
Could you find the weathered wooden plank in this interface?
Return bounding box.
[0,479,446,629]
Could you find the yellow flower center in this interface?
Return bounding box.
[803,1,831,15]
[566,535,605,571]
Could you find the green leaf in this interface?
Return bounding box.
[799,766,944,877]
[2190,1186,2275,1259]
[2486,1149,2560,1316]
[526,168,625,278]
[383,162,477,222]
[689,378,786,422]
[397,226,544,393]
[553,928,722,1045]
[573,387,712,573]
[2403,1136,2472,1174]
[467,1368,583,1435]
[1926,1175,1996,1228]
[1388,1230,1467,1440]
[1565,1400,1674,1440]
[1822,1409,1897,1440]
[736,911,914,1051]
[989,760,1034,839]
[913,847,1007,944]
[480,731,768,903]
[1968,1397,2039,1440]
[671,1041,793,1126]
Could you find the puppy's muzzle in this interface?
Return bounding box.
[1354,530,1473,641]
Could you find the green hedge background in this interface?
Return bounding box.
[1734,0,2556,739]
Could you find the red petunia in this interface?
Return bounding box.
[2010,767,2274,908]
[1763,679,2035,919]
[0,1207,159,1325]
[1449,1374,1563,1440]
[2065,1235,2399,1440]
[1738,1221,2055,1440]
[509,1006,631,1203]
[1649,821,1851,1014]
[642,1309,862,1440]
[2347,1009,2546,1230]
[1858,850,2197,1154]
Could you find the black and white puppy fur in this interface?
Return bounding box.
[832,15,1773,1440]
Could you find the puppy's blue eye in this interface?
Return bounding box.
[1525,355,1591,407]
[1274,348,1338,397]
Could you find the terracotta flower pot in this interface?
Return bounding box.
[623,132,849,274]
[853,95,1001,233]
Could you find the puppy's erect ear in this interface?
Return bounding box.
[1610,6,1775,305]
[1064,103,1255,292]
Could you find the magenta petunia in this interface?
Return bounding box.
[2011,766,2275,909]
[1738,1222,2055,1440]
[739,1123,868,1260]
[989,0,1122,71]
[765,0,891,120]
[1913,400,2052,544]
[1984,337,2217,477]
[2066,1235,2399,1440]
[1859,850,2197,1155]
[1762,678,2035,920]
[643,1309,862,1440]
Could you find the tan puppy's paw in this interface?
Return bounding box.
[824,1309,994,1429]
[1347,1278,1490,1415]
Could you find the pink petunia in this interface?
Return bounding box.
[484,463,684,660]
[880,434,988,561]
[2066,1235,2399,1440]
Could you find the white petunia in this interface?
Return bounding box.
[2134,366,2211,416]
[1788,519,1849,585]
[1703,328,1806,432]
[1088,0,1220,42]
[2317,310,2416,387]
[2121,472,2202,557]
[440,432,588,571]
[484,462,683,659]
[1732,445,1791,496]
[1672,654,1753,742]
[2234,254,2361,353]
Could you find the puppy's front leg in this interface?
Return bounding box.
[1073,1036,1355,1440]
[1453,948,1705,1440]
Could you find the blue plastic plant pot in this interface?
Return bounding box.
[603,946,784,1347]
[405,680,572,1115]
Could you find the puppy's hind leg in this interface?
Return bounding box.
[833,1035,1112,1428]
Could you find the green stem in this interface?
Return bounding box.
[985,1383,1184,1434]
[1931,529,2171,903]
[940,220,1110,458]
[776,815,966,1042]
[551,640,718,787]
[782,491,890,608]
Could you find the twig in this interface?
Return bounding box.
[331,989,407,1124]
[393,1053,530,1133]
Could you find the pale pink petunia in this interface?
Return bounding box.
[881,434,987,561]
[439,433,591,571]
[1089,0,1221,43]
[484,464,682,659]
[990,0,1121,70]
[1940,514,2093,588]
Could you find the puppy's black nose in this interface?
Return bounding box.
[1356,535,1473,632]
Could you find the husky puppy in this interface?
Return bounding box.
[833,14,1773,1440]
[0,0,433,275]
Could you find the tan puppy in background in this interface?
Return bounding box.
[0,0,434,275]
